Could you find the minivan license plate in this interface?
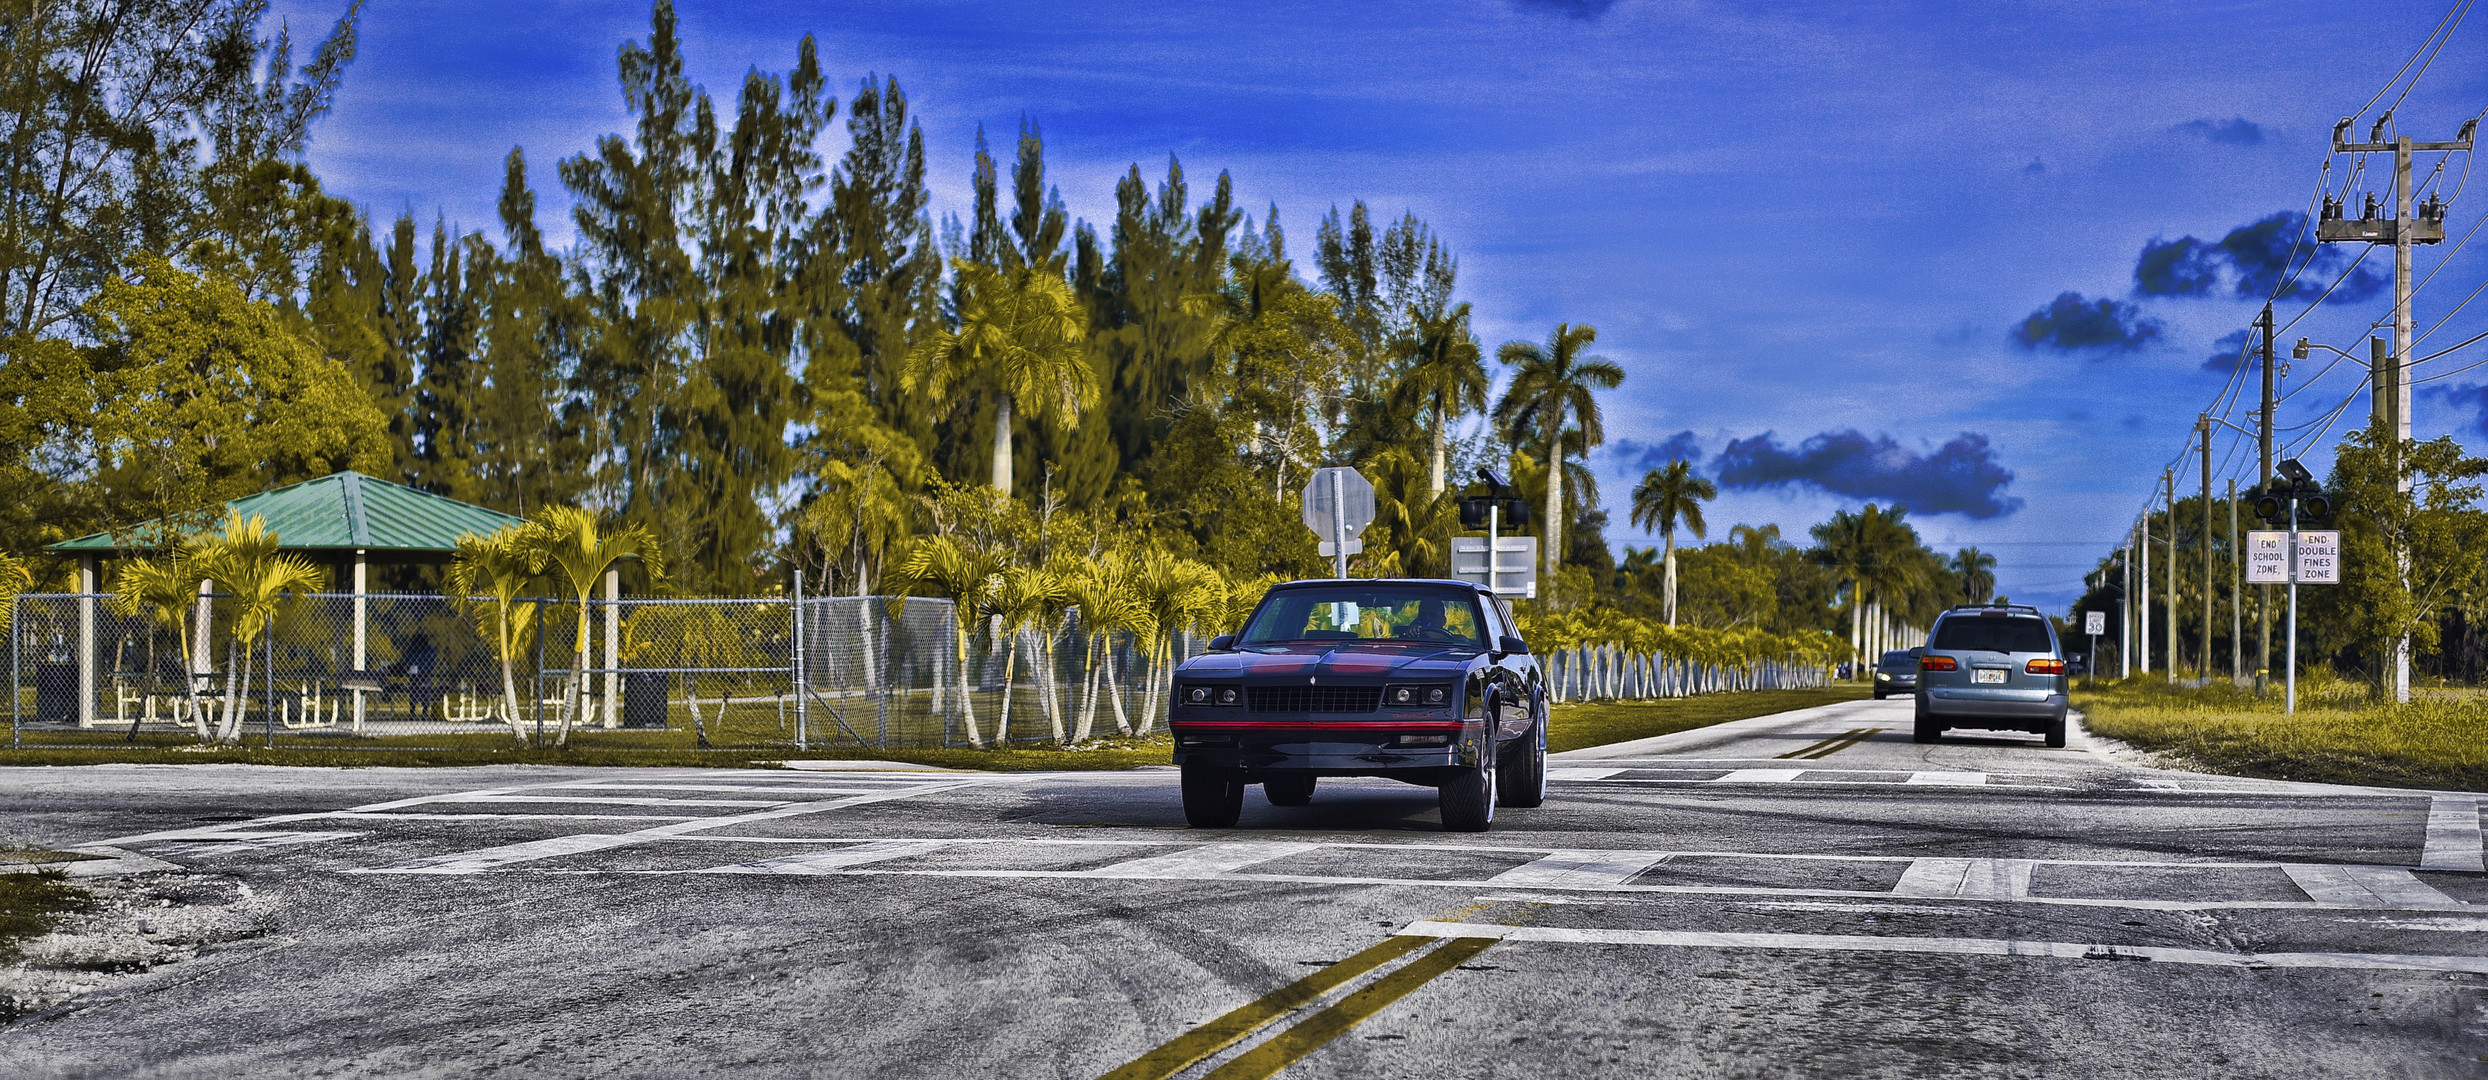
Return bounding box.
[1972,668,2007,684]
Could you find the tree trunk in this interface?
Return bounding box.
[1663,530,1678,627]
[991,392,1015,498]
[1544,432,1564,585]
[1429,401,1447,498]
[1041,627,1065,744]
[1107,645,1133,736]
[997,629,1020,745]
[498,612,527,744]
[955,614,984,748]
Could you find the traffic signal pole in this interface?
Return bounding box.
[2165,468,2177,684]
[2258,303,2274,694]
[2200,416,2212,681]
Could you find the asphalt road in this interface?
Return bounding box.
[2,697,2485,1079]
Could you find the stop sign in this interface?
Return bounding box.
[1301,467,1376,543]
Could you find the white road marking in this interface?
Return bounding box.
[1546,767,1626,781]
[1891,858,2033,899]
[2421,797,2485,872]
[1392,920,2488,974]
[324,812,710,822]
[352,779,987,874]
[1484,850,1673,889]
[145,831,362,857]
[445,794,794,807]
[1716,769,1805,783]
[705,839,964,875]
[1087,842,1320,878]
[1905,771,1988,786]
[562,783,916,796]
[2284,864,2467,907]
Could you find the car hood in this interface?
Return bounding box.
[1178,643,1478,680]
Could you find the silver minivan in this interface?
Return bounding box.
[1913,604,2068,747]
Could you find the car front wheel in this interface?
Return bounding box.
[1182,764,1245,828]
[1497,704,1547,809]
[1264,772,1316,806]
[1440,742,1497,832]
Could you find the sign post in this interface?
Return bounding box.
[1301,467,1376,579]
[2083,610,2106,684]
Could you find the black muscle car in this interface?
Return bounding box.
[1168,578,1547,832]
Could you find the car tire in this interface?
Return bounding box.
[1873,689,1886,700]
[2043,714,2068,749]
[1439,744,1497,833]
[1264,772,1316,806]
[1182,764,1245,828]
[1496,704,1547,809]
[1913,704,1940,745]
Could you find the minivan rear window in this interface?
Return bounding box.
[1930,616,2052,654]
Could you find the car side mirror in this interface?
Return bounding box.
[1498,635,1530,657]
[1908,647,1924,659]
[1208,635,1236,651]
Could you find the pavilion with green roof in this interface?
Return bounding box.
[46,472,538,728]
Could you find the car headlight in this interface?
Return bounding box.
[1182,685,1242,706]
[1384,684,1453,708]
[1875,672,1890,681]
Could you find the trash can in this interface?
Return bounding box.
[623,672,669,729]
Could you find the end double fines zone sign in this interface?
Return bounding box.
[2245,530,2339,585]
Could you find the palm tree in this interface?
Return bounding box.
[194,513,328,745]
[903,260,1095,498]
[892,534,1005,748]
[1494,323,1624,583]
[1954,547,1998,604]
[1629,460,1717,627]
[523,507,665,747]
[987,563,1067,744]
[1061,554,1146,742]
[0,552,26,637]
[449,524,546,744]
[1130,551,1222,733]
[1397,302,1487,497]
[107,555,211,742]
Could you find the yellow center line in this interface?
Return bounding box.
[1195,936,1501,1080]
[1096,934,1430,1080]
[1801,727,1888,760]
[1776,728,1869,759]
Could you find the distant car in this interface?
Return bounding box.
[1871,649,1918,699]
[1914,603,2069,747]
[1167,578,1547,833]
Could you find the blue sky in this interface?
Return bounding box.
[273,0,2488,613]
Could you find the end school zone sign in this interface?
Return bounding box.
[2245,530,2339,585]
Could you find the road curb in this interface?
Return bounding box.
[1550,697,1890,761]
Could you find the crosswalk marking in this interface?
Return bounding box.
[1892,858,2033,899]
[705,839,963,875]
[1483,849,1671,888]
[2421,797,2485,872]
[1904,772,1988,786]
[146,831,362,857]
[1715,769,1805,783]
[1088,842,1321,878]
[1546,767,1626,781]
[2283,864,2463,908]
[450,794,795,807]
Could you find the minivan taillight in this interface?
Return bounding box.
[1920,656,1957,672]
[2026,659,2065,675]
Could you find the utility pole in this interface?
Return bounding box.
[2164,468,2177,685]
[2139,517,2151,675]
[2121,540,2133,679]
[2229,478,2240,684]
[2199,417,2212,681]
[2258,302,2274,694]
[2321,115,2473,704]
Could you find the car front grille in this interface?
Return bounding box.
[1246,685,1381,714]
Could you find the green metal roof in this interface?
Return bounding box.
[47,472,526,554]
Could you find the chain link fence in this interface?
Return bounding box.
[4,592,1200,751]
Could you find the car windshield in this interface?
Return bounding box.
[1878,651,1914,668]
[1240,585,1485,647]
[1930,616,2053,654]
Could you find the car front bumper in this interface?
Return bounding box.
[1169,717,1480,777]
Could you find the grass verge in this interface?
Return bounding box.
[2075,677,2488,792]
[1548,685,1872,754]
[0,870,85,963]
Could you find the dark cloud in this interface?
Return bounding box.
[2174,117,2265,146]
[1610,430,1701,473]
[2418,383,2488,440]
[1509,0,1618,18]
[2010,292,2162,353]
[2134,236,2221,297]
[2021,158,2046,176]
[2135,212,2385,304]
[1713,430,2021,519]
[2201,328,2254,373]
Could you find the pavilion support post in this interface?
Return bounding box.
[603,569,619,729]
[353,550,368,732]
[77,556,97,727]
